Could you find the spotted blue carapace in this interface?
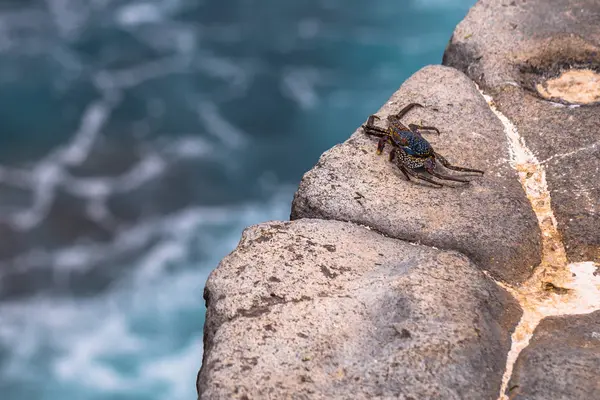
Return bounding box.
[362,103,484,187]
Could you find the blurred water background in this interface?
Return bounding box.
[0,0,475,399]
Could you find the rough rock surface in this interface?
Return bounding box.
[291,65,541,284]
[507,311,600,399]
[199,2,600,399]
[198,219,521,400]
[444,0,600,263]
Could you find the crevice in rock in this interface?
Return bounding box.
[233,294,313,320]
[477,87,600,400]
[539,140,600,165]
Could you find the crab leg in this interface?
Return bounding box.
[362,125,389,137]
[388,119,411,131]
[435,152,484,175]
[392,150,443,187]
[389,149,396,162]
[388,104,440,135]
[408,123,440,135]
[362,119,395,155]
[426,168,471,183]
[399,165,443,187]
[393,103,423,120]
[387,103,424,131]
[390,149,444,187]
[363,115,389,138]
[363,126,391,154]
[366,114,380,126]
[397,165,413,182]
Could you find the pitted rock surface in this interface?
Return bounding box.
[507,311,600,399]
[444,0,600,263]
[198,219,521,400]
[291,65,541,284]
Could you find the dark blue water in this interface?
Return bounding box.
[0,0,475,398]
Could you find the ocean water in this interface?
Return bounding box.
[0,0,475,399]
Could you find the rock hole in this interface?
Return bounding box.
[515,37,600,105]
[536,69,600,104]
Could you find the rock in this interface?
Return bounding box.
[507,311,600,399]
[443,0,600,263]
[291,65,541,284]
[198,219,521,400]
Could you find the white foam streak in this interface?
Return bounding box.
[0,94,115,229]
[45,0,90,38]
[11,162,64,230]
[141,337,204,399]
[196,52,249,89]
[134,241,187,282]
[0,103,222,234]
[116,2,163,26]
[94,56,190,91]
[0,188,293,399]
[197,101,247,148]
[54,316,144,389]
[3,189,293,277]
[163,136,215,159]
[60,101,112,166]
[281,68,321,110]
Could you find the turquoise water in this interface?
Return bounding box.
[0,0,475,398]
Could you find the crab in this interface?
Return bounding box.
[362,103,484,188]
